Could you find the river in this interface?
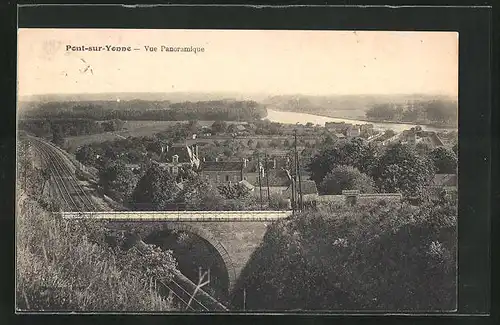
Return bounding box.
[264,109,456,133]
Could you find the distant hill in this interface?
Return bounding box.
[18,92,270,106]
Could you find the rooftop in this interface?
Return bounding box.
[238,179,255,191]
[201,161,244,172]
[283,179,318,195]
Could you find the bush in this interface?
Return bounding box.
[16,197,178,311]
[319,165,375,195]
[232,198,457,311]
[428,147,458,174]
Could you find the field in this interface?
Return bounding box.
[64,120,246,152]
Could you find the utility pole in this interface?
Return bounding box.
[243,288,246,311]
[257,156,263,210]
[295,130,303,211]
[265,153,271,206]
[293,129,300,212]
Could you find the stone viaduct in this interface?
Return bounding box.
[63,210,292,297]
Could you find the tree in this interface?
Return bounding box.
[384,129,396,138]
[217,183,251,200]
[102,119,125,132]
[186,120,200,134]
[177,174,226,210]
[428,147,458,174]
[372,142,435,197]
[307,138,375,185]
[424,100,458,124]
[319,165,375,195]
[200,144,224,161]
[366,103,397,120]
[75,145,97,166]
[131,164,180,210]
[211,120,228,135]
[98,161,137,203]
[226,123,239,134]
[269,139,282,148]
[51,124,65,147]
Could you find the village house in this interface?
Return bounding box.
[282,179,319,200]
[156,143,201,175]
[249,168,292,198]
[395,127,445,148]
[346,125,361,138]
[199,160,246,183]
[199,156,296,187]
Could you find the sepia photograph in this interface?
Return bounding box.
[16,28,458,313]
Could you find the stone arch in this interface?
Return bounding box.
[158,222,238,292]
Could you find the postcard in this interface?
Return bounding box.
[16,28,458,313]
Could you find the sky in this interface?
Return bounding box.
[17,29,458,98]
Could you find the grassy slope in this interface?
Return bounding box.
[15,195,176,311]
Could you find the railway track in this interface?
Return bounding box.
[28,136,97,212]
[23,136,230,311]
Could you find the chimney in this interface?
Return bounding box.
[165,145,169,152]
[243,158,248,168]
[215,157,219,162]
[273,158,277,169]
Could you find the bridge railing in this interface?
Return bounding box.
[60,210,293,222]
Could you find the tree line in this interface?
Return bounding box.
[307,137,458,198]
[365,99,458,126]
[21,99,267,122]
[19,118,125,143]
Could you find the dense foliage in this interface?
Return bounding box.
[128,168,288,211]
[16,197,178,311]
[130,164,181,210]
[19,118,105,138]
[366,100,458,126]
[231,196,457,311]
[307,138,378,185]
[98,160,139,204]
[372,143,435,197]
[319,165,375,195]
[428,147,458,174]
[21,99,267,122]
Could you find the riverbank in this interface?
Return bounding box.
[264,109,457,132]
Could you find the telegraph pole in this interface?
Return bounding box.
[257,156,263,210]
[265,153,271,206]
[293,130,301,212]
[243,288,247,311]
[295,132,304,211]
